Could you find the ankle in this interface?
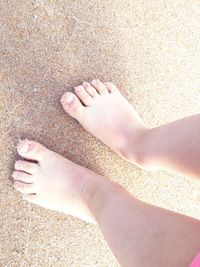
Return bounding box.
[119,127,151,168]
[130,127,161,170]
[82,174,121,221]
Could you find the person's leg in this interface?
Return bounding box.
[61,80,200,179]
[135,114,200,179]
[14,140,200,267]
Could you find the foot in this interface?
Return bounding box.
[61,80,148,166]
[13,139,106,223]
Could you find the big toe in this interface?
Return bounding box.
[17,139,47,161]
[61,92,85,119]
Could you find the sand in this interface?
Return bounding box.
[1,0,200,266]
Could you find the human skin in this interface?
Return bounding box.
[61,79,200,179]
[13,80,200,266]
[13,139,200,267]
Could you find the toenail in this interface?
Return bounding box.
[15,161,21,168]
[61,94,74,105]
[92,79,100,84]
[66,94,74,104]
[19,143,30,153]
[83,82,89,87]
[12,172,18,179]
[74,86,83,92]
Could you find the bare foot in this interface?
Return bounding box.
[13,139,106,223]
[61,80,148,165]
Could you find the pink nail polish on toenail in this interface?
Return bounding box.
[12,172,17,179]
[66,94,74,104]
[20,143,30,153]
[14,161,20,168]
[82,82,88,86]
[74,86,82,92]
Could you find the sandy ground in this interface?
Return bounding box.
[0,0,200,266]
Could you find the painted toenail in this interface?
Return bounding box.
[66,94,74,104]
[83,82,89,87]
[12,172,17,179]
[74,86,83,92]
[15,161,20,168]
[19,143,30,153]
[93,79,100,83]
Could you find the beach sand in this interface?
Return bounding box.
[1,1,200,266]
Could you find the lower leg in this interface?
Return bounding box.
[87,177,200,267]
[14,140,200,267]
[138,114,200,178]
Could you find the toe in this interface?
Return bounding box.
[61,92,85,119]
[74,85,93,106]
[104,82,119,94]
[82,82,99,98]
[14,160,39,174]
[12,171,34,183]
[14,181,35,194]
[17,140,46,161]
[91,79,108,95]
